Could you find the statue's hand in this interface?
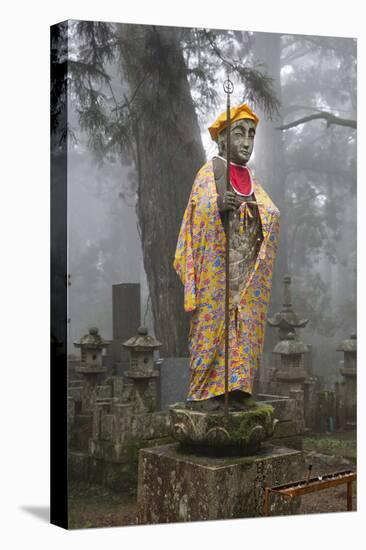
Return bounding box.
[217,190,236,211]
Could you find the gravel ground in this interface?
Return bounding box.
[298,453,356,515]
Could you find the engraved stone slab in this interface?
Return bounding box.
[137,442,304,524]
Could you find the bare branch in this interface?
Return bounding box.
[281,44,318,64]
[277,111,356,130]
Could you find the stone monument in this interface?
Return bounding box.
[267,276,317,431]
[68,327,110,449]
[73,327,109,412]
[137,102,304,524]
[68,326,172,491]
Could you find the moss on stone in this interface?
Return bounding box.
[170,402,276,452]
[230,405,274,444]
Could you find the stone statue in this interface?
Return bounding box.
[173,104,280,411]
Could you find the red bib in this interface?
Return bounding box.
[229,163,253,196]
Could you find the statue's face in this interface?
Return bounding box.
[218,119,256,165]
[230,119,256,165]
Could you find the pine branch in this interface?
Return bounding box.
[68,60,111,84]
[203,30,280,117]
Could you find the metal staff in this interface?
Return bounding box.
[223,77,233,417]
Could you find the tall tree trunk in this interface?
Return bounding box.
[119,25,205,355]
[252,33,288,315]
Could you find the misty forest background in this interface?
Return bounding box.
[52,21,356,387]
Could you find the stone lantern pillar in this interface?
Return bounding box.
[73,327,109,413]
[122,327,162,413]
[272,333,309,389]
[337,333,357,428]
[272,333,309,431]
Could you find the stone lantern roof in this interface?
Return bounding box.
[73,327,110,350]
[267,276,308,338]
[122,327,162,351]
[336,333,357,353]
[272,333,309,356]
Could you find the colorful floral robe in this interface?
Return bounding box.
[173,160,280,401]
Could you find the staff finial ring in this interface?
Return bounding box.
[223,79,234,94]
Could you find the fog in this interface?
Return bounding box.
[63,23,356,387]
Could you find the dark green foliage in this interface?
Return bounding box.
[53,21,280,166]
[51,22,68,144]
[182,28,280,117]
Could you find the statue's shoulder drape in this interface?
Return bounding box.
[173,161,280,401]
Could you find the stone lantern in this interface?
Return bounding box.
[272,332,309,394]
[267,276,308,341]
[337,333,357,428]
[122,327,162,413]
[73,327,109,413]
[337,333,357,372]
[272,332,309,432]
[74,326,109,370]
[272,333,309,376]
[267,275,312,382]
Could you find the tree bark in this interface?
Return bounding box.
[118,25,206,356]
[252,33,289,304]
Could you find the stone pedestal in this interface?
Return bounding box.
[137,442,304,524]
[169,402,276,454]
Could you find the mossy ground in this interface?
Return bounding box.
[303,430,356,462]
[299,430,357,514]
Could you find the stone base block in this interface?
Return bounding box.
[137,442,304,524]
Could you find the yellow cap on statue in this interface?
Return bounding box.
[208,103,260,142]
